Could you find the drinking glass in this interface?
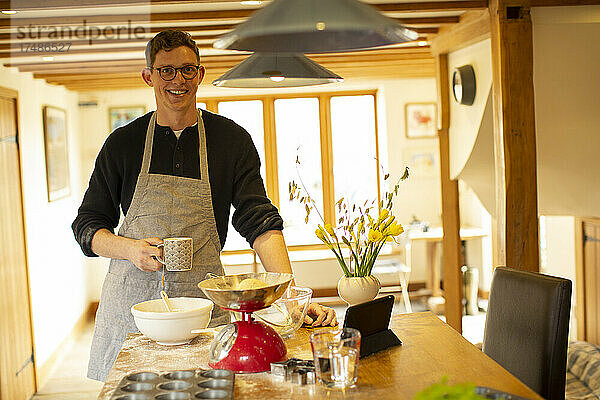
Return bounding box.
[309,327,361,388]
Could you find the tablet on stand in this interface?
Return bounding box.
[343,295,402,358]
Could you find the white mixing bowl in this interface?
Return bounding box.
[131,297,213,345]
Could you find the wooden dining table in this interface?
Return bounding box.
[98,311,542,399]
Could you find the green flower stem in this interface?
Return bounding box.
[347,242,360,274]
[334,239,351,276]
[320,237,351,277]
[366,240,387,275]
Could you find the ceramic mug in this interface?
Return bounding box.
[156,237,193,271]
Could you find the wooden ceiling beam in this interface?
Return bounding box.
[60,65,437,90]
[0,28,438,52]
[0,17,456,43]
[0,23,236,40]
[375,1,487,12]
[0,10,253,28]
[6,46,433,68]
[430,10,491,55]
[530,0,600,5]
[0,34,219,51]
[0,0,487,12]
[61,66,436,90]
[0,0,246,10]
[0,3,480,28]
[34,56,434,79]
[0,36,429,58]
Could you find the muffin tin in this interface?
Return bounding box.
[110,369,234,400]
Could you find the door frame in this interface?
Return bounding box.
[0,85,39,392]
[575,217,600,341]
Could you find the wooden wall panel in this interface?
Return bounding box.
[489,0,540,271]
[436,54,463,333]
[0,94,37,399]
[579,219,600,344]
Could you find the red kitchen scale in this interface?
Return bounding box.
[198,272,293,373]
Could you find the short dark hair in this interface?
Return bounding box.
[145,30,200,67]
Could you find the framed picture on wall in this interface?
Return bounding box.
[43,106,70,202]
[405,103,437,138]
[108,106,146,131]
[403,147,438,178]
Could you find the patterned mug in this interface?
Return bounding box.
[156,237,193,271]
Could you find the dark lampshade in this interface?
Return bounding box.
[213,0,418,53]
[212,53,343,88]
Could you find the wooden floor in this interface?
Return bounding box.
[32,322,103,400]
[31,298,486,399]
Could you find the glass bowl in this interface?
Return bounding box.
[236,286,313,338]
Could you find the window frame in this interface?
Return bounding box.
[199,90,381,258]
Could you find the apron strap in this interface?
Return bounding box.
[196,109,210,181]
[141,110,207,177]
[141,112,156,174]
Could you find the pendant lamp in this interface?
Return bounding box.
[213,0,418,53]
[212,53,343,88]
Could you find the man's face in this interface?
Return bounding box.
[144,46,204,114]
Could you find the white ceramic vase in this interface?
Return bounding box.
[337,275,381,305]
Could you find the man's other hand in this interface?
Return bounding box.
[304,303,338,327]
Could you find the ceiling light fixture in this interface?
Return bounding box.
[212,53,343,88]
[214,0,418,53]
[1,10,18,14]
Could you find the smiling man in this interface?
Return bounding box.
[72,30,336,382]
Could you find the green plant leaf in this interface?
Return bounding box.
[414,377,485,400]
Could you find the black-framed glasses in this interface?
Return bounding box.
[150,64,201,81]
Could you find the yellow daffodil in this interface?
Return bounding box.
[315,227,325,241]
[387,222,404,236]
[378,209,389,221]
[368,228,383,243]
[324,223,335,236]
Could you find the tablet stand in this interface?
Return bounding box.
[342,295,403,358]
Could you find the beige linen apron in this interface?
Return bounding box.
[88,111,229,381]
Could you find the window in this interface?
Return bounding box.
[275,98,323,246]
[218,101,266,180]
[198,92,380,255]
[331,95,379,221]
[218,100,265,251]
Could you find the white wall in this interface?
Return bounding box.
[0,65,86,367]
[532,6,600,218]
[540,216,577,340]
[448,39,493,181]
[443,7,600,219]
[78,77,440,291]
[445,39,495,290]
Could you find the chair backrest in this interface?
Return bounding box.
[482,266,572,400]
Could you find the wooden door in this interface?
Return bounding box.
[0,90,37,399]
[576,218,600,343]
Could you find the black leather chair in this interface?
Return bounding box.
[482,267,572,400]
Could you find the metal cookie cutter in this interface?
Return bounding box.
[270,358,316,385]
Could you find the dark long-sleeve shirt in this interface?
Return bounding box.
[72,110,283,257]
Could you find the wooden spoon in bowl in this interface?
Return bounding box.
[160,290,173,312]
